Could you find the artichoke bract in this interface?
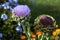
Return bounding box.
[13,5,31,17]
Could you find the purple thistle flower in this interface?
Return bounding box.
[13,5,31,17]
[39,15,55,27]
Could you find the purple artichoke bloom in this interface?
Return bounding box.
[39,15,55,26]
[13,5,31,17]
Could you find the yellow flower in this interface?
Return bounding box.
[52,29,60,37]
[52,31,56,37]
[56,29,60,32]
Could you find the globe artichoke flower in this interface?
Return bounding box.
[34,15,56,27]
[13,5,31,17]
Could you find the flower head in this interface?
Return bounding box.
[52,29,60,37]
[13,0,18,3]
[35,15,56,27]
[36,30,42,36]
[13,5,31,17]
[1,13,8,20]
[16,25,23,32]
[9,0,18,4]
[20,35,27,40]
[8,0,13,3]
[40,15,55,26]
[2,2,10,9]
[31,32,36,38]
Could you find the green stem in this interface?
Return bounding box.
[46,37,49,40]
[27,25,31,40]
[40,33,44,40]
